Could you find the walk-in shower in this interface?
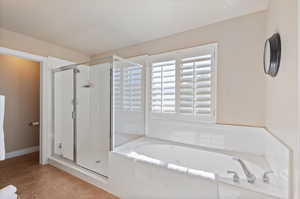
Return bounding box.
[52,56,145,176]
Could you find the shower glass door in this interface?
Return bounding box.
[112,57,146,149]
[76,62,110,176]
[53,69,74,161]
[53,56,144,177]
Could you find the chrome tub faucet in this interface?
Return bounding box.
[263,171,274,184]
[233,157,256,184]
[227,170,240,183]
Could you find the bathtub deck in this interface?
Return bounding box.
[115,136,269,168]
[113,136,283,199]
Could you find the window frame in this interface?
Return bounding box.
[148,43,218,124]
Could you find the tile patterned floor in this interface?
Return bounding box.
[0,153,119,199]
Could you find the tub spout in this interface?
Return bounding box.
[233,157,256,184]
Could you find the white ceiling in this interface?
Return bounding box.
[0,0,269,56]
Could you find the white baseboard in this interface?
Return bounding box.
[5,146,39,159]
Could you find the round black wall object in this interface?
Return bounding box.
[264,33,281,77]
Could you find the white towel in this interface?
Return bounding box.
[0,95,5,161]
[0,185,17,199]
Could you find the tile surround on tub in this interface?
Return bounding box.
[114,137,286,199]
[147,122,291,199]
[264,130,291,199]
[148,119,267,155]
[218,182,281,199]
[109,151,219,199]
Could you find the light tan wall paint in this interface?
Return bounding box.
[0,28,89,62]
[0,55,40,152]
[93,12,267,127]
[265,0,298,198]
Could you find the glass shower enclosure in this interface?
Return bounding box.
[52,56,145,176]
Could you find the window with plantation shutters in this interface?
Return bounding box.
[123,65,143,111]
[113,68,122,110]
[151,60,176,113]
[150,43,217,122]
[113,64,143,112]
[179,54,213,119]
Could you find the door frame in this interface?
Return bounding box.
[0,47,49,165]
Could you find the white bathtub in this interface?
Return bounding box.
[113,137,282,199]
[135,143,264,180]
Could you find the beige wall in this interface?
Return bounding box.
[265,0,299,198]
[0,55,40,152]
[93,7,300,196]
[93,12,267,127]
[0,28,89,63]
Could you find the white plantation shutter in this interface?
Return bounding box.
[123,65,143,111]
[179,54,213,119]
[151,60,176,113]
[113,64,143,112]
[113,68,122,110]
[150,43,217,122]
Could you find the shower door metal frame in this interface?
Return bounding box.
[73,68,79,163]
[109,64,114,151]
[52,56,115,177]
[51,55,141,173]
[109,55,144,151]
[52,66,78,163]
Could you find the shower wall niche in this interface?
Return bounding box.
[53,56,145,176]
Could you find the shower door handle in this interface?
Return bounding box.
[82,82,93,88]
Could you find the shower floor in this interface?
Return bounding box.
[0,152,118,199]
